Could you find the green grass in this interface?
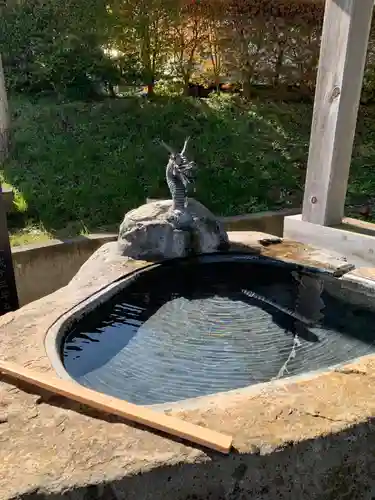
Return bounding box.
[3,92,375,245]
[9,224,53,247]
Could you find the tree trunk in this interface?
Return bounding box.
[183,74,191,96]
[242,78,252,99]
[214,76,220,92]
[273,45,285,88]
[0,55,9,164]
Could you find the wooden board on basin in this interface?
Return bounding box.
[0,360,233,454]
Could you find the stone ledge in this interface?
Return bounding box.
[228,231,353,276]
[284,213,375,267]
[1,231,375,499]
[12,233,118,307]
[11,233,118,255]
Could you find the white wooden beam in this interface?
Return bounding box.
[302,0,374,226]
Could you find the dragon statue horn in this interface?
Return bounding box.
[181,136,190,155]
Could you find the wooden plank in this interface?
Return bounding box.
[0,360,233,454]
[338,217,375,237]
[302,0,374,226]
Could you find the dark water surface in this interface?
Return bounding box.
[62,254,375,405]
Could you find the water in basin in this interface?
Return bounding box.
[61,254,375,405]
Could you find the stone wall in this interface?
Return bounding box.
[12,234,117,306]
[10,209,295,307]
[220,208,300,236]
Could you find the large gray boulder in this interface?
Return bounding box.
[117,198,229,260]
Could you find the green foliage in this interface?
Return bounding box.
[2,0,375,241]
[362,62,375,104]
[3,93,375,240]
[0,0,132,98]
[154,78,184,96]
[1,0,375,101]
[3,94,310,236]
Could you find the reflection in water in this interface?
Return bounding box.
[62,257,375,405]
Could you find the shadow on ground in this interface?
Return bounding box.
[17,416,375,499]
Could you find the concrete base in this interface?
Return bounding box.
[12,234,117,306]
[284,214,375,267]
[221,208,300,236]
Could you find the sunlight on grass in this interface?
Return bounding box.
[3,93,375,238]
[10,224,52,247]
[9,220,94,247]
[2,94,309,237]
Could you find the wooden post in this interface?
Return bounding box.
[0,54,18,314]
[302,0,374,226]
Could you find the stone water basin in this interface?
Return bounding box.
[4,232,375,499]
[47,251,375,407]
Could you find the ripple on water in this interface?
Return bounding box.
[62,257,375,405]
